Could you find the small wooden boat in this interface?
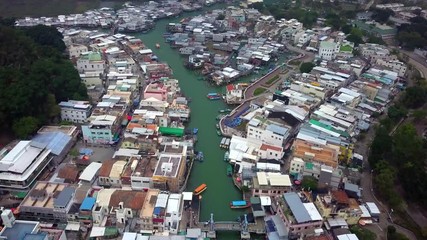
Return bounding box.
[156,43,160,49]
[226,164,232,176]
[224,151,229,162]
[217,130,222,136]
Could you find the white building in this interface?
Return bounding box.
[76,51,106,73]
[81,115,118,144]
[375,59,407,77]
[59,100,92,123]
[247,119,290,147]
[0,141,53,190]
[68,44,88,59]
[319,40,340,60]
[165,194,182,234]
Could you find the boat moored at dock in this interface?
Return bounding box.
[194,183,207,195]
[230,200,251,209]
[207,92,222,100]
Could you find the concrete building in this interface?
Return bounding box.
[0,141,53,191]
[19,182,76,223]
[272,192,323,238]
[152,143,187,192]
[59,100,92,123]
[315,191,362,225]
[319,40,339,60]
[81,115,119,144]
[292,139,339,168]
[68,44,88,59]
[375,59,407,77]
[138,189,160,232]
[76,51,106,73]
[0,210,43,240]
[247,118,290,147]
[98,160,127,187]
[165,193,182,234]
[252,172,292,197]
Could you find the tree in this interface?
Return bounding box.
[216,14,225,20]
[12,116,39,139]
[387,105,407,122]
[299,62,315,73]
[400,86,427,108]
[371,8,394,23]
[341,24,352,34]
[301,176,318,191]
[0,25,87,137]
[346,27,364,46]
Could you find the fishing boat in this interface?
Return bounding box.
[217,130,222,136]
[195,151,204,162]
[219,109,232,113]
[216,123,220,129]
[194,184,207,195]
[207,92,222,100]
[197,77,204,81]
[224,151,229,161]
[156,43,160,49]
[227,164,232,176]
[230,200,251,209]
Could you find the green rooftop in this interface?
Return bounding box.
[309,119,350,138]
[340,44,353,52]
[81,52,102,61]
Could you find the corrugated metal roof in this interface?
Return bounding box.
[32,132,72,155]
[283,192,311,223]
[54,187,75,208]
[266,124,288,136]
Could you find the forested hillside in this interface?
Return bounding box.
[0,23,87,138]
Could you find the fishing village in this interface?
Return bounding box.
[0,0,417,240]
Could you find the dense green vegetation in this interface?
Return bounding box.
[387,226,410,240]
[299,62,315,73]
[350,226,376,240]
[369,86,427,209]
[397,17,427,50]
[0,24,87,138]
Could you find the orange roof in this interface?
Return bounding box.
[58,164,79,181]
[146,124,158,131]
[127,123,143,131]
[109,190,147,210]
[260,144,282,152]
[331,190,349,204]
[98,160,116,177]
[292,139,338,168]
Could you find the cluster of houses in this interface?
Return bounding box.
[219,19,407,240]
[165,7,287,85]
[14,0,215,32]
[0,26,203,239]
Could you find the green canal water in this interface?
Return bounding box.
[134,5,289,239]
[135,3,246,222]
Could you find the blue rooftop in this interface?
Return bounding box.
[31,132,72,155]
[283,192,311,223]
[266,124,289,136]
[23,233,47,240]
[80,197,96,211]
[1,221,38,240]
[54,187,75,208]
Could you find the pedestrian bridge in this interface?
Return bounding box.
[198,221,242,231]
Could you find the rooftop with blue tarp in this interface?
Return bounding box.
[31,132,72,155]
[80,197,96,211]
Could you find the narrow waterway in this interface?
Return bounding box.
[134,4,246,223]
[134,5,288,239]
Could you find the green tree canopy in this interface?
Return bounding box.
[299,62,315,73]
[12,116,39,139]
[0,24,88,137]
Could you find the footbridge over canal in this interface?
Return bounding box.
[195,213,265,239]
